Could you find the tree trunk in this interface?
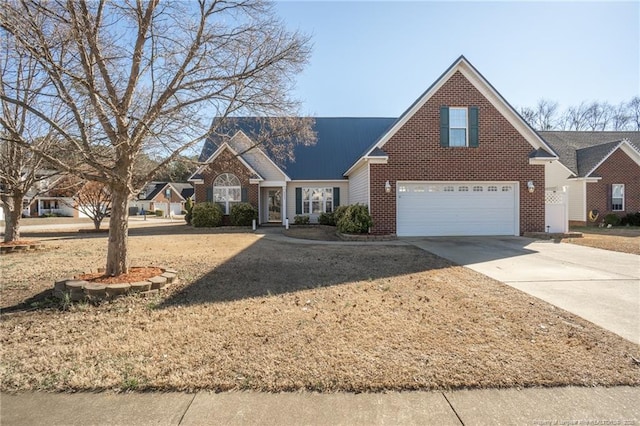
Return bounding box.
[2,193,23,243]
[105,189,130,276]
[93,217,102,230]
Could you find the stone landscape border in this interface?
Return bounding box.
[53,267,178,302]
[0,242,45,254]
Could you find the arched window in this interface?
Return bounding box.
[213,173,241,214]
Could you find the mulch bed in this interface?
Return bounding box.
[76,267,164,284]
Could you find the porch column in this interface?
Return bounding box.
[281,185,287,226]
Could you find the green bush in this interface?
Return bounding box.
[155,209,163,217]
[191,202,224,227]
[294,215,310,225]
[184,198,194,225]
[333,205,348,224]
[603,213,620,226]
[337,204,372,234]
[230,203,257,226]
[620,212,640,226]
[318,211,336,226]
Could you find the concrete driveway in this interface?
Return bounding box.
[405,236,640,344]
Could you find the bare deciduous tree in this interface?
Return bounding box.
[64,181,111,231]
[629,96,640,131]
[1,0,314,275]
[0,34,65,242]
[521,97,639,131]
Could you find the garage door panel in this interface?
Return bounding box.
[397,182,517,236]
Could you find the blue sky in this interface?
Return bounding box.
[275,1,640,117]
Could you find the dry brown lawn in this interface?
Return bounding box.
[1,224,638,393]
[566,227,640,255]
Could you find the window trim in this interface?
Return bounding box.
[611,184,624,211]
[449,107,468,147]
[302,187,333,215]
[213,173,241,215]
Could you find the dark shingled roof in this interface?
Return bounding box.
[539,131,640,176]
[200,117,396,180]
[141,182,194,201]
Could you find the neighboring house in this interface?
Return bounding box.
[190,56,636,236]
[25,175,83,218]
[539,131,640,226]
[132,182,194,216]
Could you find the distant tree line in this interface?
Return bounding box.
[519,97,640,131]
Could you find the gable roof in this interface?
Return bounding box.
[192,142,264,182]
[140,182,194,201]
[539,131,640,177]
[344,55,558,175]
[199,117,396,180]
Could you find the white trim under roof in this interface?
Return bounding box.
[345,56,559,176]
[189,142,264,182]
[232,130,291,182]
[584,140,640,178]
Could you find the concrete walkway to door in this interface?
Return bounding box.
[405,236,640,344]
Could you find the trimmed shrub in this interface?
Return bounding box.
[337,204,373,234]
[230,203,257,226]
[620,212,640,226]
[191,202,224,227]
[155,209,163,217]
[603,213,620,226]
[294,215,310,225]
[184,198,194,225]
[318,211,336,226]
[333,205,348,224]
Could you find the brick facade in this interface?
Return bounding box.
[586,149,640,223]
[193,147,259,210]
[369,70,545,235]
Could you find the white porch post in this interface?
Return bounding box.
[257,183,262,225]
[281,184,287,226]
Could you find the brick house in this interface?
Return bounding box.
[540,132,640,226]
[132,182,194,217]
[190,56,639,235]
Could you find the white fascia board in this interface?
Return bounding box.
[368,57,557,156]
[529,157,559,166]
[344,158,367,177]
[188,178,204,184]
[365,156,388,164]
[192,142,264,181]
[585,140,640,178]
[570,176,601,183]
[344,156,387,177]
[249,178,263,184]
[232,130,291,182]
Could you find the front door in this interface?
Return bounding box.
[268,189,282,222]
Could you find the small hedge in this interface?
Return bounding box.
[155,209,164,217]
[333,205,348,224]
[191,202,224,227]
[318,212,335,226]
[620,212,640,226]
[337,204,372,234]
[294,215,310,225]
[603,213,620,226]
[230,203,257,226]
[184,198,194,225]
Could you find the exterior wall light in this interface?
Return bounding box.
[527,180,535,193]
[385,181,391,193]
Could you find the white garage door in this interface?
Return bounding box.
[397,182,518,236]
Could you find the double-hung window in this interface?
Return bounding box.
[611,184,624,211]
[440,106,479,147]
[449,108,468,147]
[302,187,333,214]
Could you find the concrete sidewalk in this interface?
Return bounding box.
[1,387,638,425]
